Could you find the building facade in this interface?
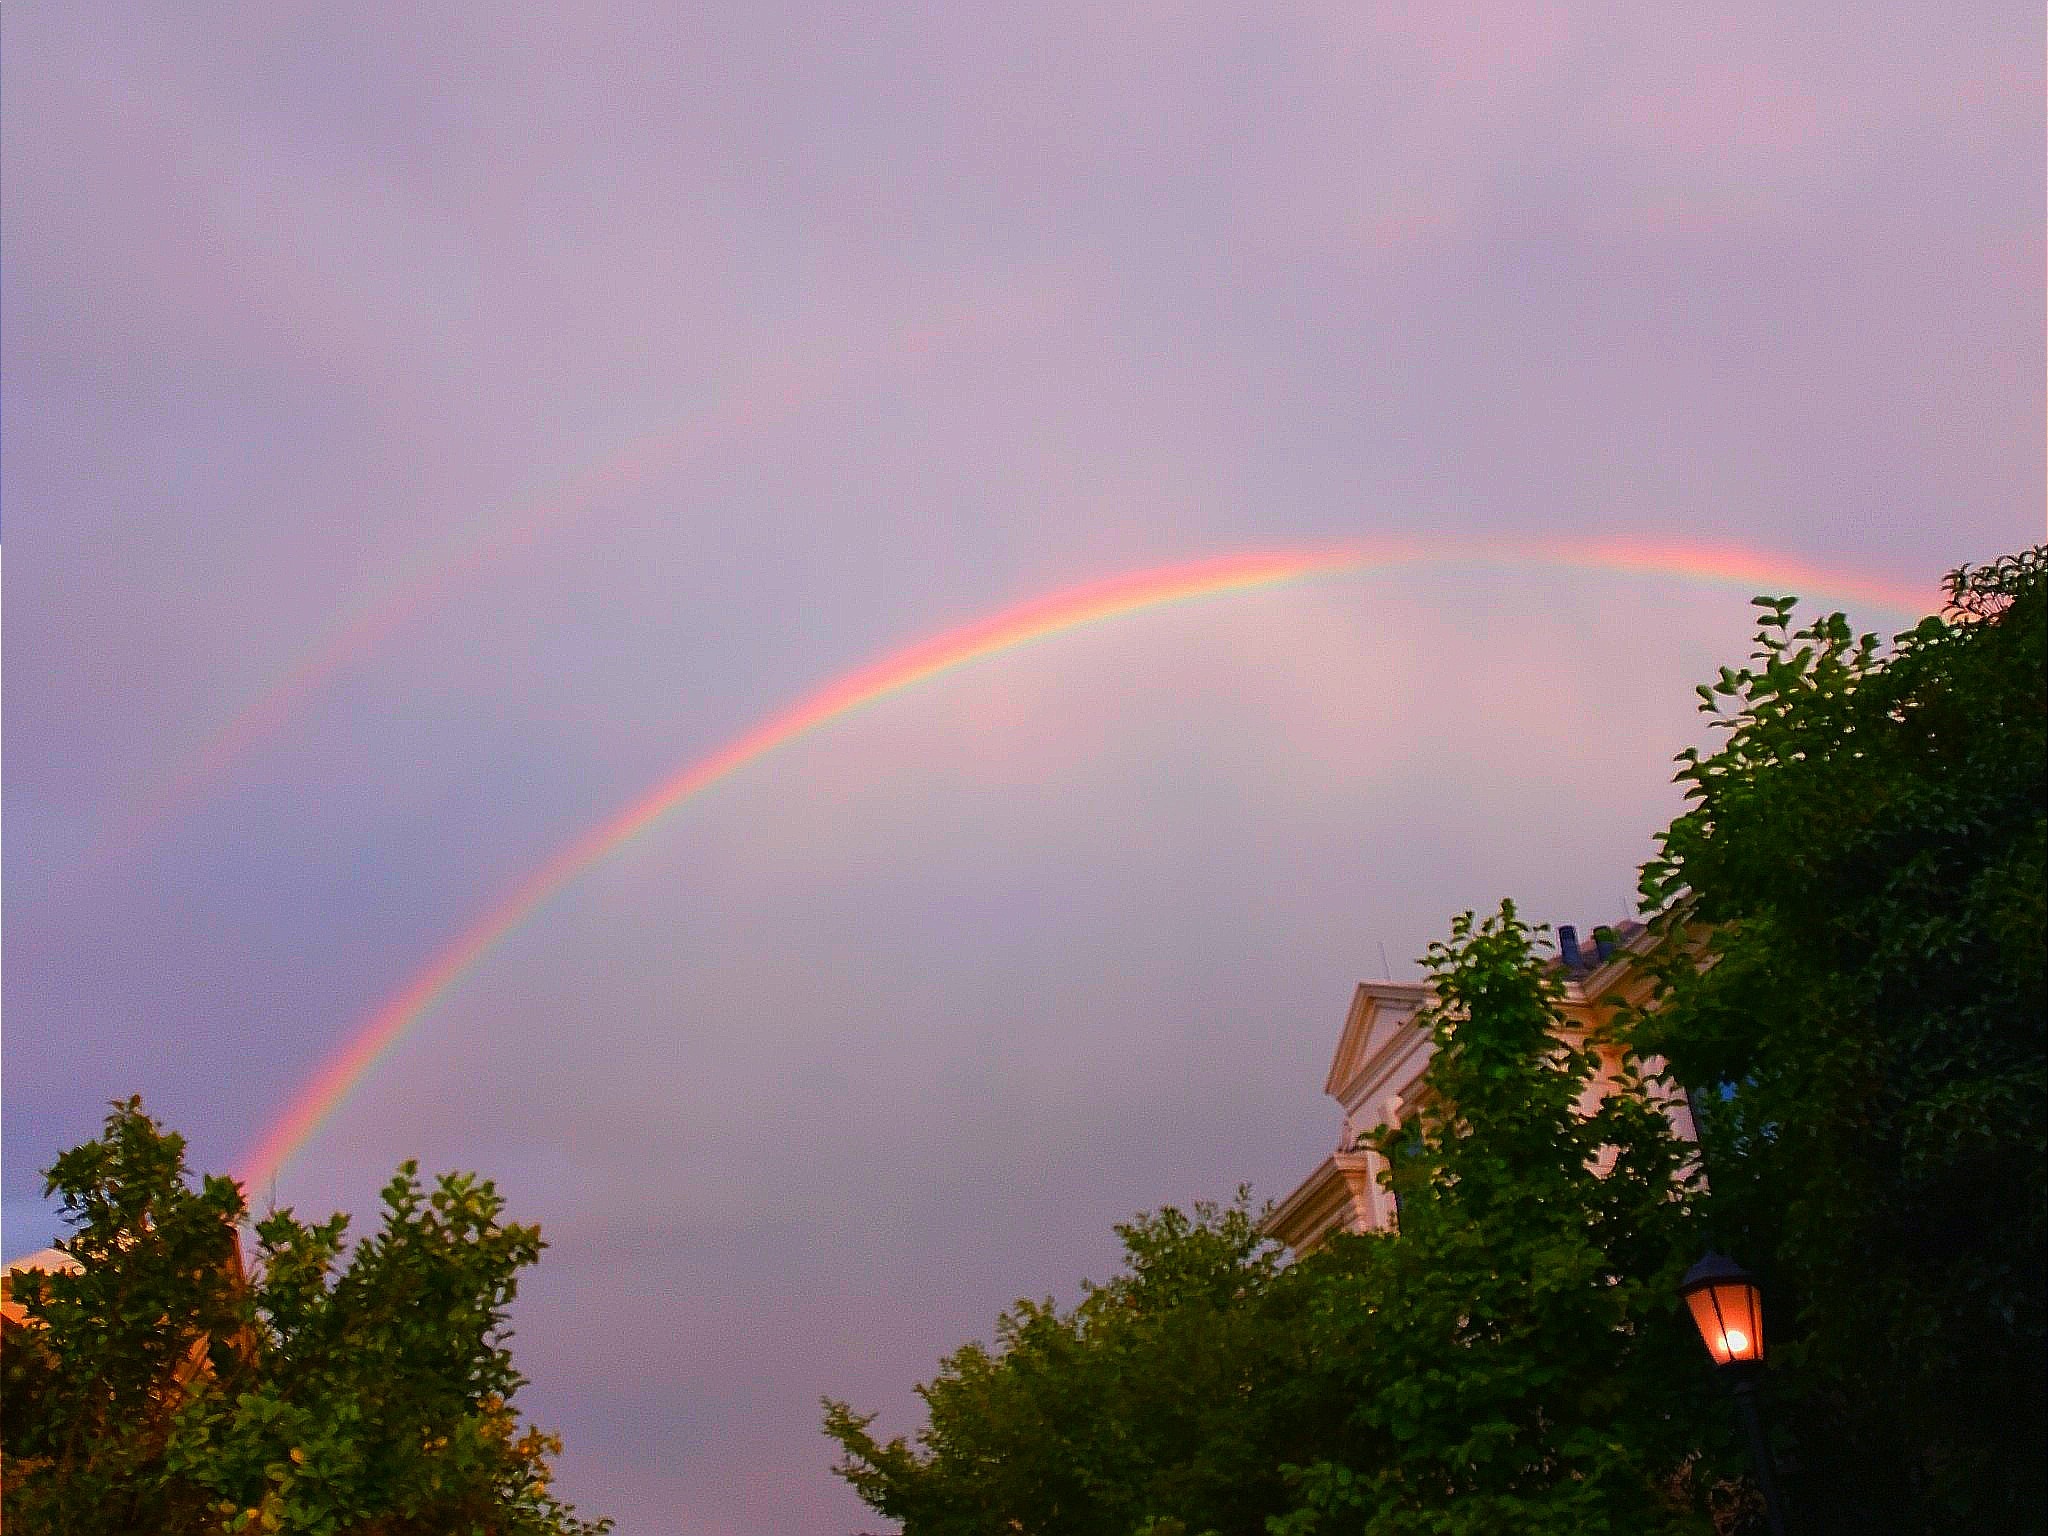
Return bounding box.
[1262,921,1682,1254]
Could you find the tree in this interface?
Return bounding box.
[1,1099,610,1536]
[1633,548,2047,1534]
[823,1196,1324,1536]
[1268,905,1718,1536]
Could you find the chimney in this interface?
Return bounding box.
[1593,926,1616,963]
[1558,925,1581,968]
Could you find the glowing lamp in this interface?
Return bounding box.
[1679,1251,1788,1530]
[1681,1251,1765,1369]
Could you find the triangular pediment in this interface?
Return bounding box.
[1322,980,1429,1103]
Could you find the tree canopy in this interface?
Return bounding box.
[1268,905,1717,1536]
[825,1196,1316,1536]
[2,1099,610,1536]
[1633,547,2046,1532]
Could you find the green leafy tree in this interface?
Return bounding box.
[1271,904,1717,1536]
[2,1098,610,1536]
[1633,548,2047,1534]
[824,1195,1322,1536]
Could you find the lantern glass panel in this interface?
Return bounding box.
[1686,1278,1764,1365]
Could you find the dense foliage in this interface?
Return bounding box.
[1270,906,1717,1536]
[826,546,2045,1536]
[825,907,1723,1535]
[1,1100,609,1536]
[825,1197,1315,1536]
[1633,547,2047,1533]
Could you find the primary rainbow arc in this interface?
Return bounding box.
[241,536,1928,1187]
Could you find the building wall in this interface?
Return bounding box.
[1262,924,1680,1255]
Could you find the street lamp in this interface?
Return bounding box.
[1681,1252,1789,1534]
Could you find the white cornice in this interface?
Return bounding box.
[1322,980,1429,1102]
[1261,1150,1377,1253]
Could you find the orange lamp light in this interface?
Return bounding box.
[1680,1251,1765,1369]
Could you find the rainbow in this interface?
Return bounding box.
[239,537,1930,1186]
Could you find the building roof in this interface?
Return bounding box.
[1262,918,1664,1254]
[2,1246,81,1330]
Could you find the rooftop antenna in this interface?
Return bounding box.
[1378,940,1393,978]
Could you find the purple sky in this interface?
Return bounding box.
[4,6,2040,1532]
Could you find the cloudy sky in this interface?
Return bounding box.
[4,5,2039,1532]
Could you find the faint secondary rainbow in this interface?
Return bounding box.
[240,537,1930,1187]
[72,385,781,897]
[68,293,1057,902]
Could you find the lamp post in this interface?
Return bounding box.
[1681,1252,1789,1535]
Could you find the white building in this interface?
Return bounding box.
[1262,921,1681,1254]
